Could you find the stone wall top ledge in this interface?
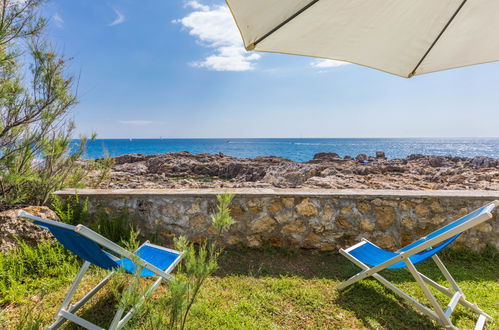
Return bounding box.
[54,188,499,199]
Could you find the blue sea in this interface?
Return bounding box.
[79,138,499,162]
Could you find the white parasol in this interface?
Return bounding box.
[226,0,499,77]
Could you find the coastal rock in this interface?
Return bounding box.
[84,152,499,191]
[355,154,368,161]
[470,156,497,168]
[0,206,56,252]
[112,153,152,165]
[311,152,341,162]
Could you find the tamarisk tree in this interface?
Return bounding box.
[0,0,92,205]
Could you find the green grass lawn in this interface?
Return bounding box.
[1,245,498,329]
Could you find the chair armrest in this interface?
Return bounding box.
[17,210,76,230]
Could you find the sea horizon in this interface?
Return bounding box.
[78,137,499,162]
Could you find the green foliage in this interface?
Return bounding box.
[210,193,235,239]
[52,194,134,244]
[156,193,235,329]
[121,226,141,253]
[94,208,135,245]
[0,239,79,304]
[0,0,79,205]
[85,156,115,188]
[164,278,189,328]
[14,302,45,330]
[440,244,498,262]
[145,239,219,330]
[1,245,498,329]
[111,227,146,315]
[52,194,89,225]
[26,134,91,205]
[0,0,113,206]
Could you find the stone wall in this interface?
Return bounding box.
[54,189,499,251]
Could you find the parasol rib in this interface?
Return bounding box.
[409,0,468,77]
[247,0,321,50]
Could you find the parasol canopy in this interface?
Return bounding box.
[225,0,499,77]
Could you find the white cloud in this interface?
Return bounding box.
[174,1,260,71]
[311,59,350,69]
[184,0,209,11]
[53,13,64,28]
[191,46,261,71]
[109,8,125,26]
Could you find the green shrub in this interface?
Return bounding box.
[111,193,235,329]
[0,239,79,304]
[85,156,115,188]
[210,193,235,246]
[52,194,89,225]
[153,192,235,329]
[52,194,134,244]
[93,208,135,245]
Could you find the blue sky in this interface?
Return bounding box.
[43,0,499,139]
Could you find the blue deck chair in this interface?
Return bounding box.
[337,201,497,330]
[18,211,183,330]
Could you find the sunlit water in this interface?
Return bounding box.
[76,138,499,162]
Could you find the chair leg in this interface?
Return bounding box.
[109,307,126,330]
[47,261,91,330]
[109,266,144,330]
[336,249,372,290]
[109,272,136,330]
[59,261,91,314]
[405,259,455,329]
[339,250,492,329]
[431,255,462,294]
[338,250,440,321]
[115,277,163,330]
[47,267,114,330]
[429,255,492,326]
[403,262,493,327]
[109,275,164,330]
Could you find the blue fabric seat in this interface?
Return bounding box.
[33,220,180,277]
[348,235,459,269]
[117,245,181,277]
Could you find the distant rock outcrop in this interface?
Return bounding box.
[87,152,499,191]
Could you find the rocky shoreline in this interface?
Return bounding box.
[87,152,499,191]
[2,152,498,253]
